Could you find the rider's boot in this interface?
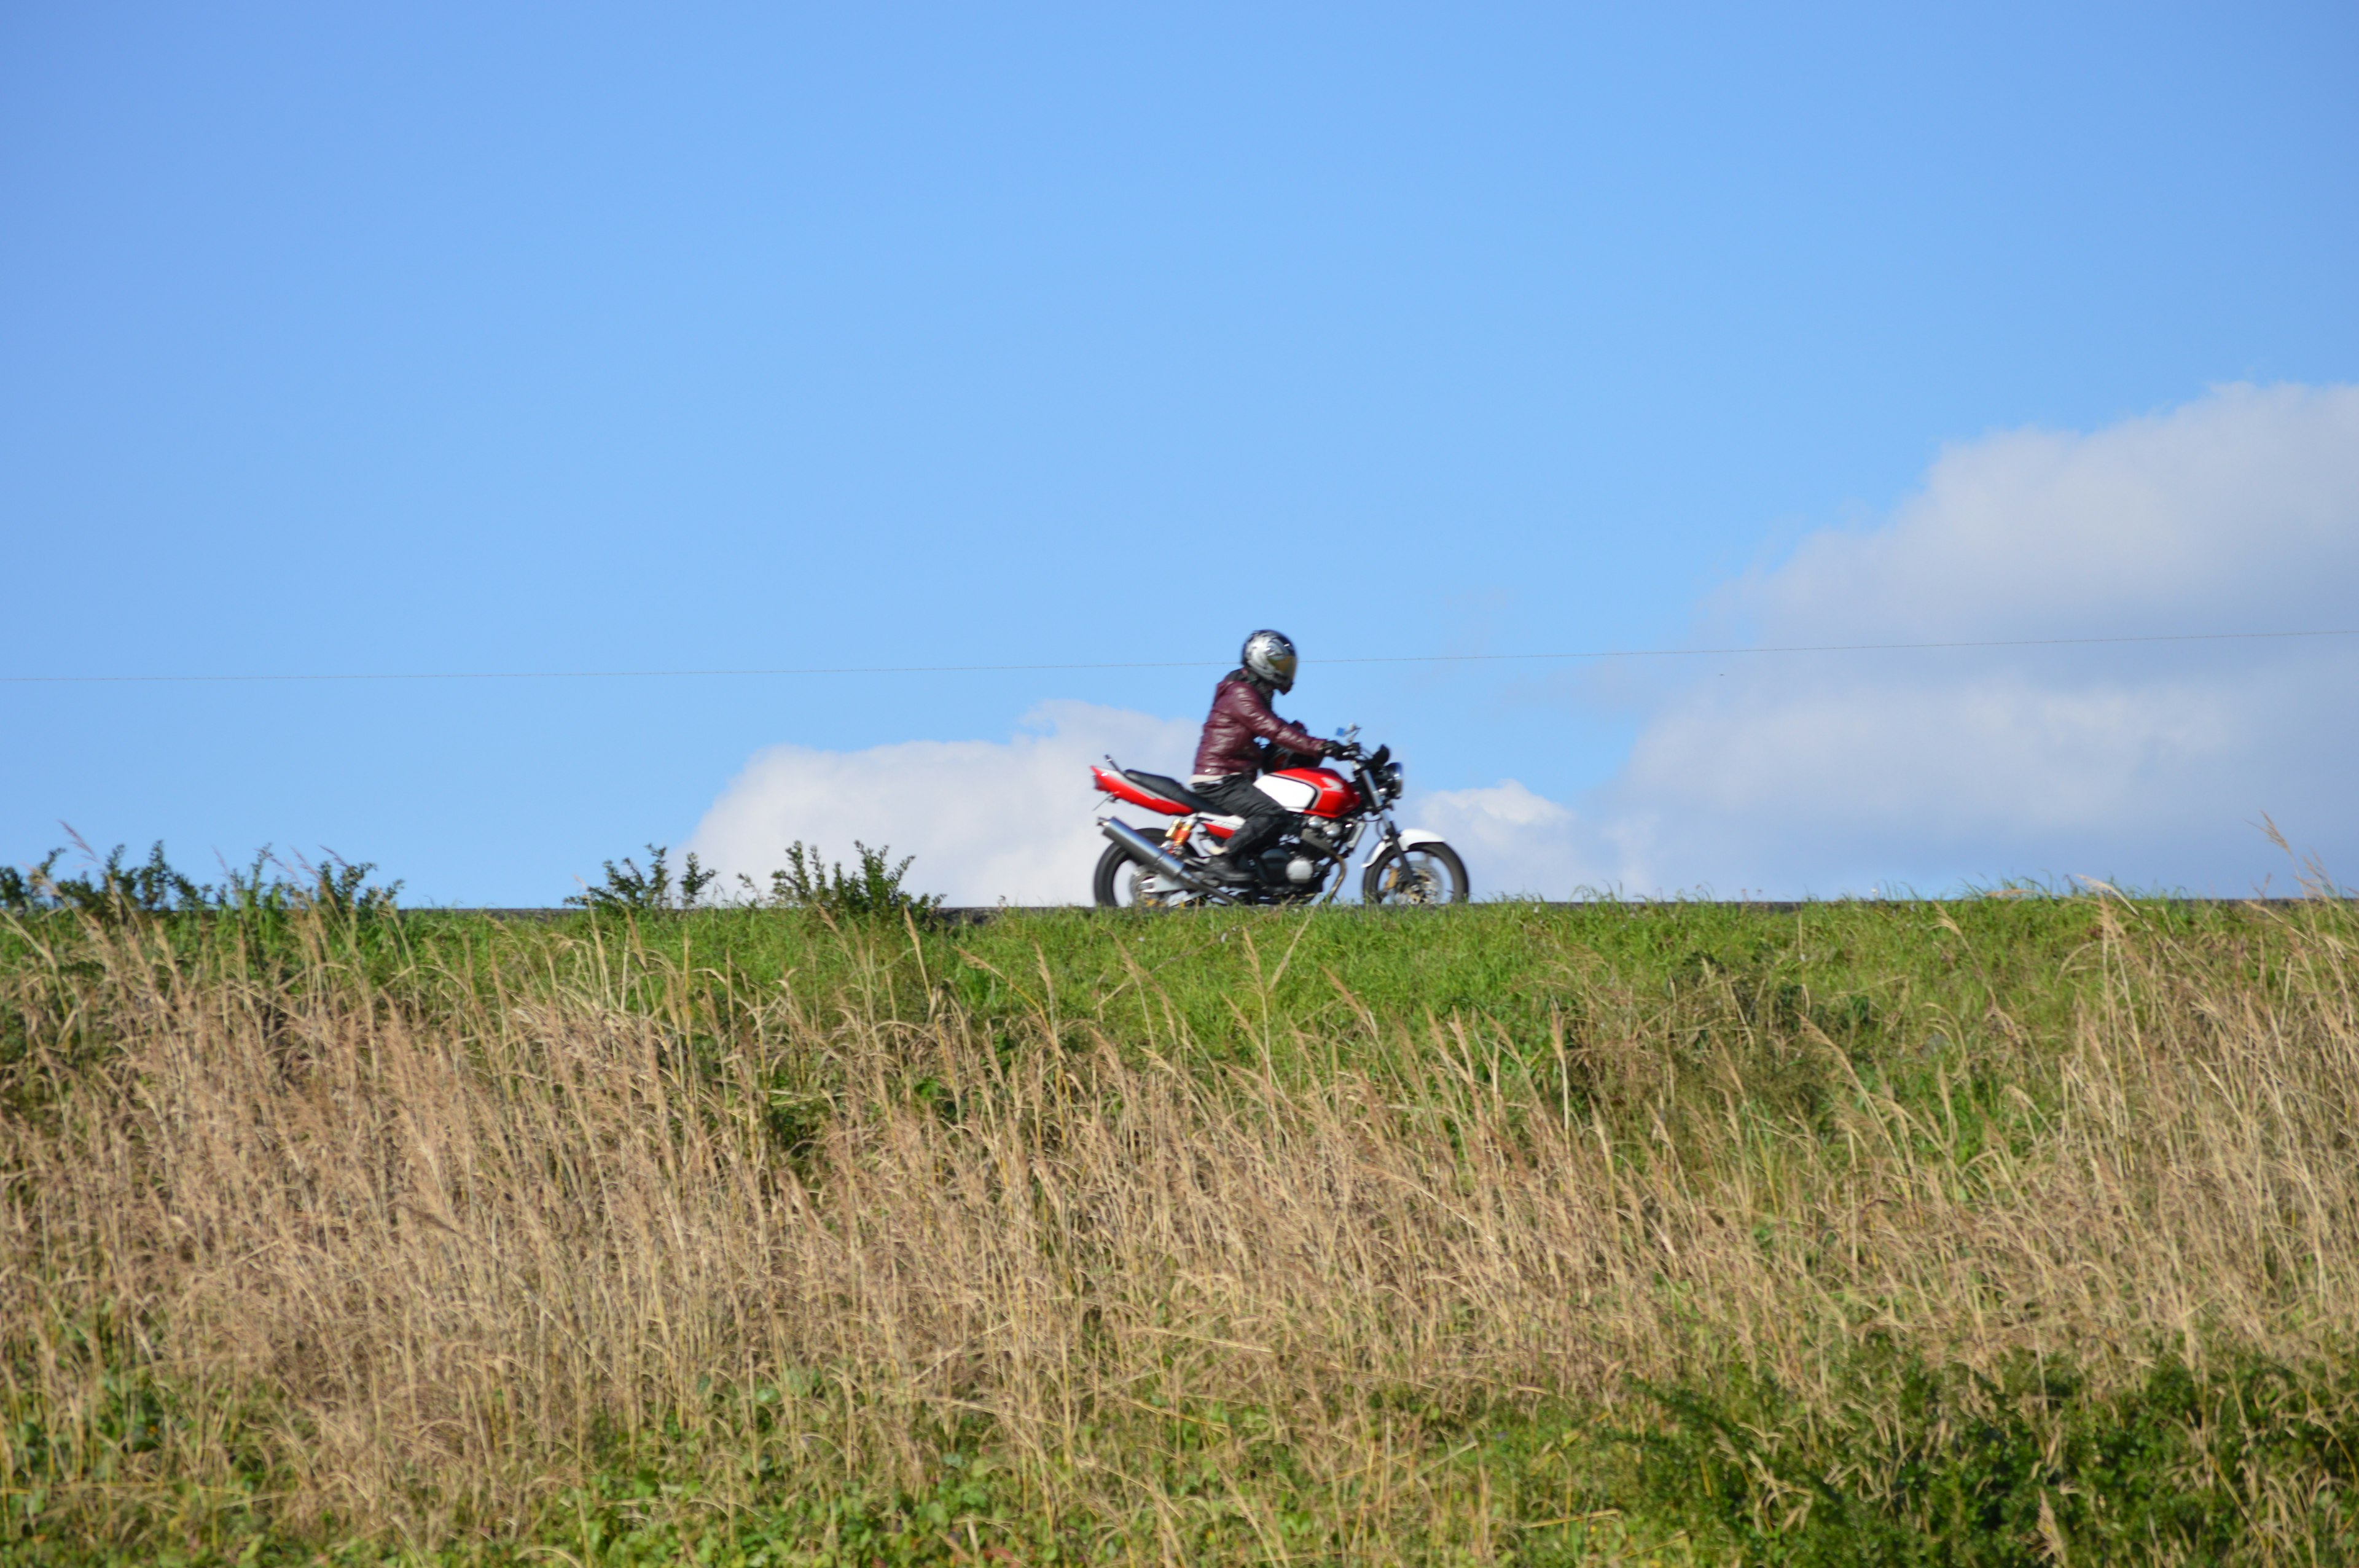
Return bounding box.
[1200,851,1257,886]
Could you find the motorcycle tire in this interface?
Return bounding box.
[1361,840,1470,906]
[1094,829,1181,908]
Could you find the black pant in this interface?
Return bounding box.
[1197,774,1293,862]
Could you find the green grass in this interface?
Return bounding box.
[5,895,2355,1564]
[89,892,2160,1061]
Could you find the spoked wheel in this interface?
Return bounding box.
[1361,840,1470,905]
[1093,829,1197,908]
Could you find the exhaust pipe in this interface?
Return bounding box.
[1099,817,1208,890]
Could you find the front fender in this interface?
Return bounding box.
[1396,829,1449,849]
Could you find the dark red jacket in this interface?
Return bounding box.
[1192,669,1325,779]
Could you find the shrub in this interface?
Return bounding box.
[0,840,399,920]
[738,840,941,918]
[565,844,720,912]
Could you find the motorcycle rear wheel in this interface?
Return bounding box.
[1093,830,1192,908]
[1361,841,1469,905]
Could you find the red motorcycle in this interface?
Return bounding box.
[1090,728,1469,907]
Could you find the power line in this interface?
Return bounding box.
[4,627,2355,686]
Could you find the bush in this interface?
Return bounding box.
[0,840,399,921]
[738,840,941,918]
[565,843,719,912]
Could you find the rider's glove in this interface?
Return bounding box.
[1324,738,1359,760]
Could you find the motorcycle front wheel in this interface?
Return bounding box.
[1361,841,1470,905]
[1093,830,1194,908]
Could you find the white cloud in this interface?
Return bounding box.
[1585,381,2359,894]
[1743,383,2359,640]
[1410,781,1608,897]
[684,701,1197,906]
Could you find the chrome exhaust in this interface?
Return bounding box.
[1099,817,1208,890]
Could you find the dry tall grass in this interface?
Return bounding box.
[4,900,2358,1559]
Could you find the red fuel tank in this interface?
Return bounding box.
[1256,766,1361,819]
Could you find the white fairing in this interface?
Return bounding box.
[1396,829,1449,848]
[1254,773,1319,811]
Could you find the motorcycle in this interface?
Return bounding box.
[1089,727,1469,907]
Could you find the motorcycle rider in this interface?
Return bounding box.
[1191,630,1349,886]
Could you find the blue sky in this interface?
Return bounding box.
[6,3,2356,903]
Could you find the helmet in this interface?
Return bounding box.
[1240,629,1299,693]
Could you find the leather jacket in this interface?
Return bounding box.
[1192,669,1327,779]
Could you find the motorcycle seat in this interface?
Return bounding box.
[1122,769,1216,813]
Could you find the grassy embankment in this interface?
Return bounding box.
[5,894,2358,1564]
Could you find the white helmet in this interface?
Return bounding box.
[1241,629,1299,694]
